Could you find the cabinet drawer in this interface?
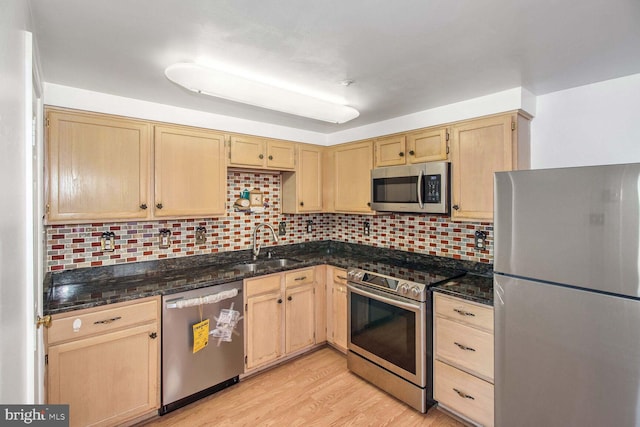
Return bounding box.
[435,360,494,427]
[434,293,494,332]
[332,268,348,285]
[435,316,494,381]
[47,298,158,345]
[245,274,282,297]
[285,268,315,287]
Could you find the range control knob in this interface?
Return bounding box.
[398,283,410,295]
[355,272,364,280]
[410,286,421,298]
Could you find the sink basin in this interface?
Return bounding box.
[230,258,301,273]
[260,258,302,268]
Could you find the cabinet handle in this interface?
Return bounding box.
[149,332,157,339]
[337,275,347,280]
[295,276,307,281]
[94,316,122,325]
[277,298,283,304]
[454,342,476,352]
[452,204,460,210]
[259,154,264,159]
[453,308,475,317]
[409,150,415,156]
[268,155,273,160]
[399,152,404,157]
[287,295,292,301]
[139,203,148,210]
[453,388,475,400]
[156,203,163,209]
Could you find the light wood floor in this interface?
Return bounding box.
[140,346,465,427]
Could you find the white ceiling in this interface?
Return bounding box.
[30,0,640,133]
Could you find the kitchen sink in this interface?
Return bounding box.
[230,258,302,273]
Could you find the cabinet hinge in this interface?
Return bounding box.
[244,355,248,365]
[445,131,450,142]
[45,204,50,215]
[245,303,248,312]
[45,354,48,365]
[511,121,516,131]
[45,118,50,128]
[446,145,450,155]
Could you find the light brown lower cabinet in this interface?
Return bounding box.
[46,296,160,427]
[326,266,348,352]
[244,267,318,372]
[434,293,494,427]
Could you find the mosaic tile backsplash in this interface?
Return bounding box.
[46,171,492,271]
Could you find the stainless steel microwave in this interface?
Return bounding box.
[371,162,450,213]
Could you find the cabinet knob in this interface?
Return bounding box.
[409,150,415,156]
[268,155,273,160]
[139,203,148,210]
[287,295,292,301]
[259,154,264,159]
[156,203,163,209]
[367,202,371,207]
[149,332,157,339]
[452,204,459,210]
[277,298,283,304]
[399,152,404,157]
[300,201,304,206]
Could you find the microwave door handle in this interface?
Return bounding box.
[417,170,424,209]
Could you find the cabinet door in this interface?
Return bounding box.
[375,135,407,167]
[246,291,283,369]
[407,127,448,163]
[285,283,316,354]
[450,115,514,221]
[298,145,323,211]
[228,135,265,167]
[154,126,226,217]
[333,141,374,213]
[266,140,295,169]
[46,109,151,223]
[47,323,159,427]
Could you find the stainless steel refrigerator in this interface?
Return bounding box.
[494,163,640,427]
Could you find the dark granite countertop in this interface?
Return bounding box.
[432,273,494,306]
[44,241,493,315]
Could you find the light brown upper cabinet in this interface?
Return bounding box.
[46,108,152,224]
[326,140,374,214]
[154,125,226,217]
[228,135,295,170]
[450,113,530,221]
[374,127,449,167]
[282,144,323,213]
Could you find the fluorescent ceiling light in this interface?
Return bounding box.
[165,63,360,124]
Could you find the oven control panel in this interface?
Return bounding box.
[347,268,427,302]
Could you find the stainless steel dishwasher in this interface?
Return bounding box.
[160,280,244,414]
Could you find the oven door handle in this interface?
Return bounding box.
[417,170,424,209]
[347,282,423,311]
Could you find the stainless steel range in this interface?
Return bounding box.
[346,266,462,413]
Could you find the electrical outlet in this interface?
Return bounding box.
[195,226,206,244]
[306,220,313,233]
[364,221,370,236]
[474,230,487,250]
[278,221,287,236]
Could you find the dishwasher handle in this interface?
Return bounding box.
[165,287,241,309]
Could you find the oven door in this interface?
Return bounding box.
[347,282,426,387]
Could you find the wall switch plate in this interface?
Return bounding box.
[306,220,313,233]
[474,230,487,250]
[159,228,171,249]
[278,221,287,236]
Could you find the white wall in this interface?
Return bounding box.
[0,0,34,403]
[531,73,640,169]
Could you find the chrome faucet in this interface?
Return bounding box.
[252,223,278,260]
